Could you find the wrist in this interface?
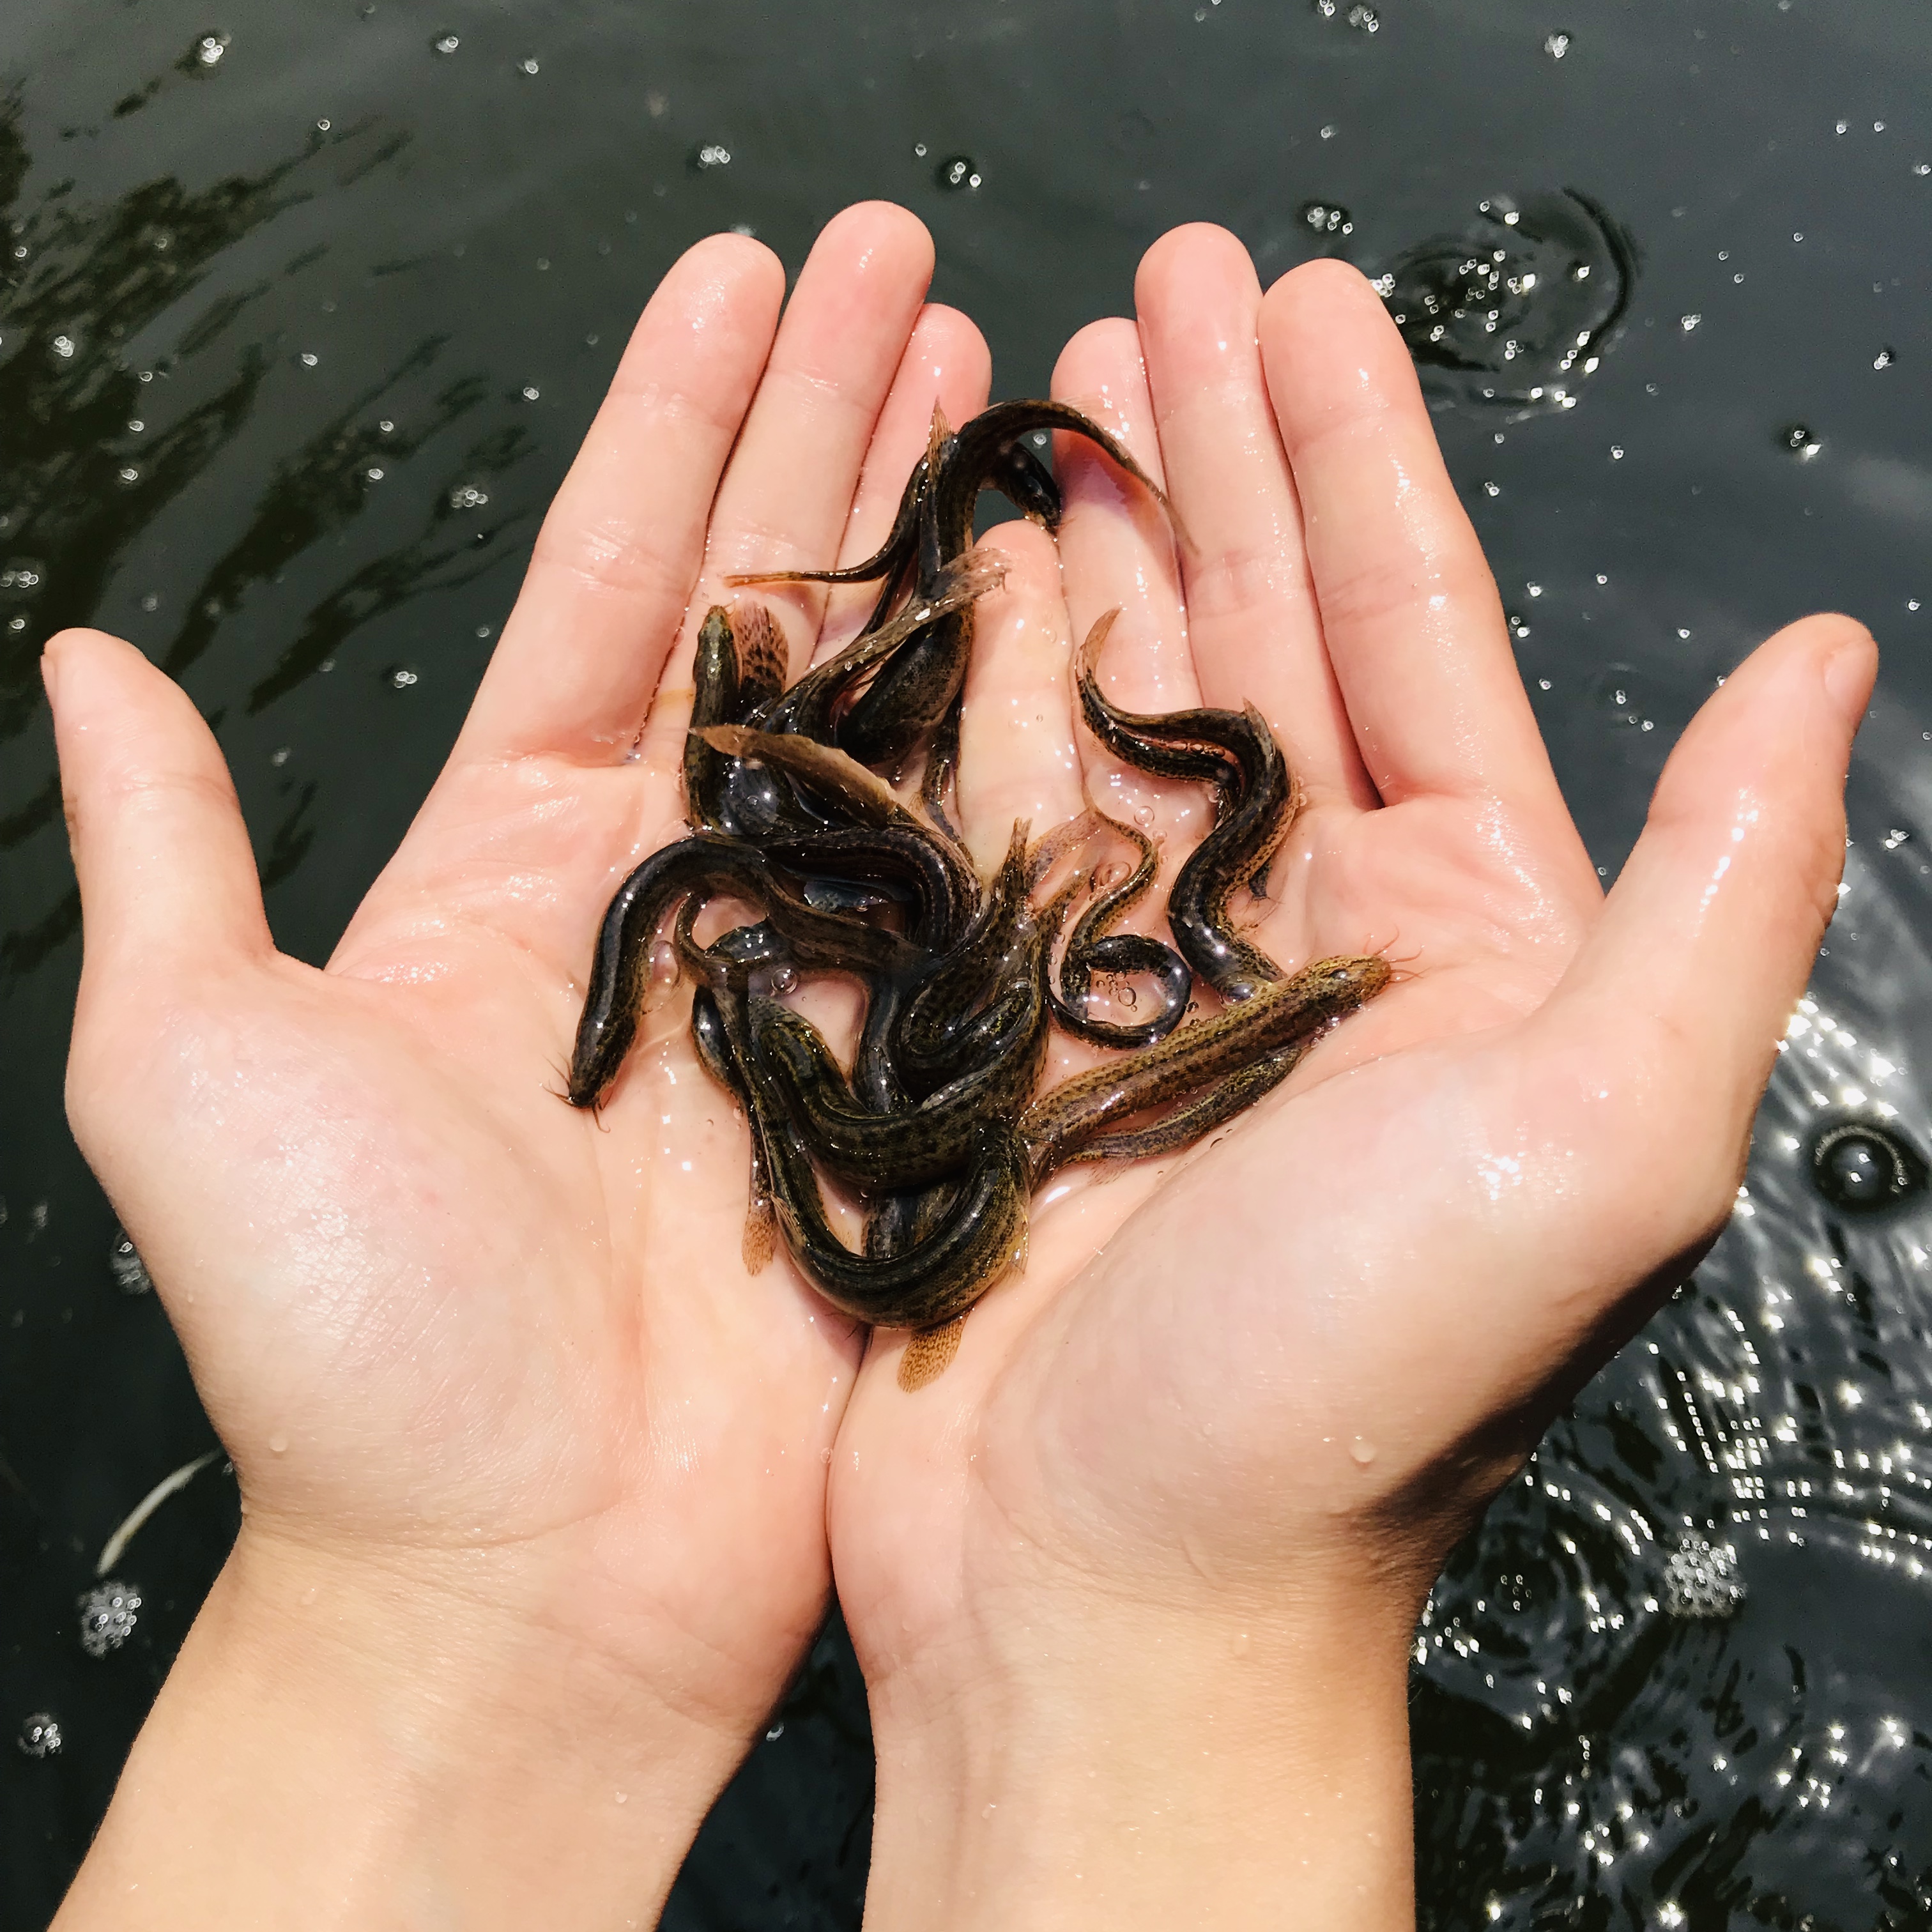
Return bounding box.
[58,1526,756,1931]
[860,1576,1419,1931]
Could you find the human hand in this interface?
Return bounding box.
[47,203,993,1931]
[827,227,1874,1929]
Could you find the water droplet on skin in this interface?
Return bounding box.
[650,940,678,986]
[1133,804,1156,829]
[1350,1436,1377,1466]
[770,965,799,995]
[1230,1630,1252,1657]
[269,1433,289,1454]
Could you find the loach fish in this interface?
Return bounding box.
[684,601,790,836]
[1075,608,1298,1003]
[1049,811,1192,1049]
[838,399,1176,778]
[1019,955,1392,1187]
[567,835,914,1110]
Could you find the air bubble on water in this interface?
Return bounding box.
[1544,30,1571,57]
[1811,1119,1926,1211]
[450,484,490,510]
[299,351,318,367]
[107,1230,152,1296]
[519,57,539,75]
[431,33,459,54]
[521,385,540,401]
[1483,480,1500,496]
[1346,4,1379,32]
[51,335,75,359]
[139,592,160,612]
[388,667,419,689]
[193,32,229,68]
[1664,1536,1743,1620]
[1782,423,1822,459]
[366,467,384,482]
[1882,828,1912,852]
[77,1582,142,1657]
[117,466,139,486]
[1835,119,1849,136]
[936,155,982,190]
[1609,445,1624,459]
[1590,664,1647,729]
[1910,599,1922,611]
[316,118,331,133]
[693,142,732,171]
[1874,346,1896,370]
[1319,123,1337,139]
[1526,581,1543,598]
[17,1714,61,1758]
[1301,201,1353,235]
[1678,313,1701,333]
[475,625,492,640]
[1508,614,1531,639]
[270,745,291,767]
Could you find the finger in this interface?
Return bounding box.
[458,233,785,764]
[812,302,993,664]
[1050,321,1209,854]
[1549,615,1875,1170]
[671,201,936,671]
[955,521,1086,872]
[48,629,276,1128]
[1131,226,1374,809]
[1259,259,1565,819]
[629,203,938,789]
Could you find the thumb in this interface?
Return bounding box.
[47,627,272,998]
[1548,612,1874,1170]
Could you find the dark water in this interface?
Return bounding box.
[3,2,1929,1925]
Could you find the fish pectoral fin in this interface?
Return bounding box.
[897,1314,967,1392]
[742,1193,777,1276]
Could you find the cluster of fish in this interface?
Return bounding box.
[567,401,1390,1386]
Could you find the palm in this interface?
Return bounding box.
[828,233,1844,1688]
[61,204,996,1740]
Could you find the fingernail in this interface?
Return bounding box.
[1821,633,1875,729]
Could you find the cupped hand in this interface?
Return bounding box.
[49,204,994,1927]
[827,228,1874,1928]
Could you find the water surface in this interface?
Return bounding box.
[3,3,1929,1926]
